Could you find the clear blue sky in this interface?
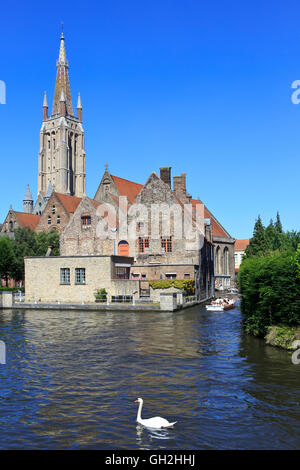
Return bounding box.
[1,0,299,239]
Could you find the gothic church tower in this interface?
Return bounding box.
[38,33,86,198]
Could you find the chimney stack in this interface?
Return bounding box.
[173,173,186,194]
[160,167,171,188]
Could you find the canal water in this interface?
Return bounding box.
[0,303,299,449]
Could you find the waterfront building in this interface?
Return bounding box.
[234,239,250,272]
[1,31,236,301]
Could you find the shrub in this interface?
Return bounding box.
[238,251,300,336]
[149,279,195,294]
[94,288,107,300]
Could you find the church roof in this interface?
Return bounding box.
[191,199,232,239]
[107,172,232,240]
[55,193,82,214]
[110,175,143,204]
[14,212,40,230]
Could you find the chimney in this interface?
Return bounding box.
[160,167,171,188]
[173,173,186,194]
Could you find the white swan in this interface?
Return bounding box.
[135,398,177,429]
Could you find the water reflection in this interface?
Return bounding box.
[0,306,299,449]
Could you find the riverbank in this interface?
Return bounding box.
[264,325,300,350]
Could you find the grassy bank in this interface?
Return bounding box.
[265,325,300,350]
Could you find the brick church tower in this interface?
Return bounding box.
[38,32,86,198]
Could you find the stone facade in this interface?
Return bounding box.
[60,167,215,301]
[24,255,137,303]
[35,192,82,235]
[0,207,40,234]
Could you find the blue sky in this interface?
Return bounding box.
[0,0,299,239]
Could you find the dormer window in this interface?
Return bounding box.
[81,215,91,226]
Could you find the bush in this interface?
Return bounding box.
[238,251,300,336]
[94,288,107,300]
[149,279,195,294]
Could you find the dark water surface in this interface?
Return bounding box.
[0,304,299,449]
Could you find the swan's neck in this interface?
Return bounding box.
[137,401,143,421]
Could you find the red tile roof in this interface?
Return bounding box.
[108,173,232,240]
[55,193,82,214]
[14,212,40,230]
[191,199,230,238]
[111,175,143,204]
[234,239,250,251]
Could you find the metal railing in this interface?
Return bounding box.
[13,291,25,303]
[184,295,196,304]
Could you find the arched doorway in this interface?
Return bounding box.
[118,240,129,257]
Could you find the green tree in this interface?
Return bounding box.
[35,230,59,256]
[10,227,37,282]
[0,237,16,286]
[275,211,283,234]
[245,215,269,258]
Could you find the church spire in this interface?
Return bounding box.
[52,32,73,116]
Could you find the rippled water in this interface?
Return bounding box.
[0,303,299,449]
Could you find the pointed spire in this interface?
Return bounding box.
[23,184,34,214]
[43,91,48,108]
[43,91,48,121]
[77,93,82,122]
[52,32,73,116]
[60,89,65,102]
[24,184,33,202]
[58,32,68,66]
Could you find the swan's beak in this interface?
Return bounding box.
[134,399,138,403]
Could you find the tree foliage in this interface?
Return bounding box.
[0,227,60,282]
[239,212,300,336]
[0,237,16,286]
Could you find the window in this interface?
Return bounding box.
[184,273,190,279]
[115,267,130,279]
[161,236,172,253]
[48,140,50,149]
[75,268,86,284]
[165,273,176,280]
[81,215,91,226]
[9,221,14,231]
[57,215,61,224]
[60,268,70,285]
[52,205,56,214]
[138,237,150,253]
[48,216,51,225]
[141,273,146,279]
[137,222,144,232]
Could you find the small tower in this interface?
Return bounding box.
[60,89,66,116]
[77,93,82,122]
[23,185,34,214]
[43,91,48,121]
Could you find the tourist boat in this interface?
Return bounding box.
[206,300,236,312]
